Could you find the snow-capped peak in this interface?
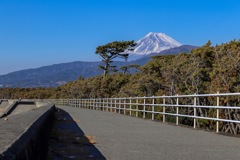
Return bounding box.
[130,32,182,55]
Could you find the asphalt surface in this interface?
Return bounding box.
[47,108,106,160]
[57,106,240,160]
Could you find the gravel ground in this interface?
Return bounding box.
[57,106,240,160]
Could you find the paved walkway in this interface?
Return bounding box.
[57,106,240,160]
[0,100,9,113]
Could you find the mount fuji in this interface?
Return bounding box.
[127,32,185,60]
[133,32,182,54]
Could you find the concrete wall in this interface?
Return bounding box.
[0,104,55,160]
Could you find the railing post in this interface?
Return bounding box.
[94,98,95,109]
[118,98,121,114]
[216,92,220,133]
[81,99,83,108]
[106,98,108,111]
[88,99,90,109]
[163,95,166,122]
[101,98,103,111]
[87,99,88,109]
[80,99,82,108]
[103,98,105,111]
[92,98,93,109]
[130,97,132,116]
[108,98,110,111]
[136,97,139,117]
[105,98,107,111]
[124,98,126,115]
[95,98,97,110]
[91,98,93,109]
[176,94,179,125]
[87,99,88,108]
[90,98,92,109]
[110,98,113,112]
[107,98,109,112]
[194,93,197,129]
[86,99,88,108]
[102,98,104,111]
[98,98,101,110]
[143,96,146,119]
[88,99,89,109]
[105,98,108,112]
[152,96,155,120]
[115,98,117,113]
[87,98,90,109]
[97,98,99,110]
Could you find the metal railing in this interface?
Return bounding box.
[37,92,240,134]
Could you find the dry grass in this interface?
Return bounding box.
[85,135,97,144]
[74,119,81,123]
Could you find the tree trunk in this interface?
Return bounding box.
[104,63,109,77]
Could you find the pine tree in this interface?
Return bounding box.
[95,40,136,76]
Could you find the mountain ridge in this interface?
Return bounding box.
[0,58,150,88]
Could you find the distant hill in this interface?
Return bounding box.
[0,61,101,87]
[0,58,149,88]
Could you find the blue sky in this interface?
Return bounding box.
[0,0,240,75]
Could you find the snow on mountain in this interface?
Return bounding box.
[130,32,182,55]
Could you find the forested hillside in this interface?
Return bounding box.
[0,39,240,99]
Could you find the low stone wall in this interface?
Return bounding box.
[0,104,55,160]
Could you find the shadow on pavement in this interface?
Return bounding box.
[47,108,106,160]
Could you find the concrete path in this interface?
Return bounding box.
[10,103,37,116]
[0,100,9,113]
[58,106,240,160]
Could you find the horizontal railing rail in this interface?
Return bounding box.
[28,92,240,134]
